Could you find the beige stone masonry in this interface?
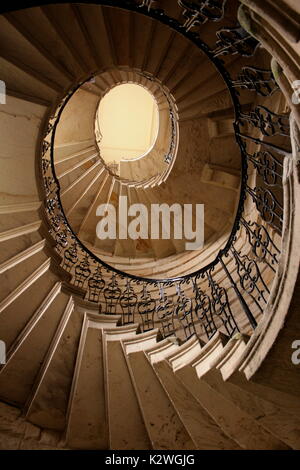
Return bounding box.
[0,258,50,313]
[24,296,74,418]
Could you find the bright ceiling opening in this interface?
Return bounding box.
[96,84,159,164]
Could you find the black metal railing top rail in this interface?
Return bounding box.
[41,0,291,344]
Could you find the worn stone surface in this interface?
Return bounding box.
[127,350,196,450]
[66,327,108,449]
[27,308,83,430]
[154,360,241,449]
[106,340,151,450]
[0,402,62,450]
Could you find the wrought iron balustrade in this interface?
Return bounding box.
[40,0,291,345]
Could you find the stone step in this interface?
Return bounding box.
[0,287,69,406]
[0,258,51,315]
[0,270,59,351]
[165,331,290,450]
[78,172,112,244]
[25,302,83,431]
[205,368,300,449]
[2,8,80,83]
[54,141,96,161]
[56,151,99,182]
[123,348,196,450]
[0,248,49,304]
[177,364,290,449]
[0,226,44,273]
[193,333,299,449]
[66,166,106,228]
[152,360,241,449]
[64,313,119,449]
[104,325,151,450]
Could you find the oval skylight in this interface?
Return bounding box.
[96,83,159,164]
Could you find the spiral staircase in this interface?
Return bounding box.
[0,0,300,450]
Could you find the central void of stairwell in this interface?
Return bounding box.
[51,59,240,268]
[96,84,159,166]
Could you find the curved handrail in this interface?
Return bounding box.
[40,0,288,342]
[44,5,246,284]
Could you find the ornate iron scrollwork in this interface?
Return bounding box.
[156,284,175,338]
[175,283,195,340]
[193,277,217,340]
[45,123,54,138]
[42,158,50,174]
[42,140,51,156]
[87,266,105,303]
[232,67,278,97]
[104,274,121,314]
[247,186,283,232]
[231,245,270,313]
[207,269,239,337]
[244,146,283,188]
[120,279,138,324]
[54,230,69,252]
[178,0,227,31]
[138,0,160,11]
[213,26,259,56]
[63,243,78,271]
[51,215,62,233]
[239,105,290,137]
[164,153,172,164]
[74,256,91,288]
[39,0,288,344]
[43,176,57,197]
[240,218,280,272]
[138,283,156,332]
[46,196,58,216]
